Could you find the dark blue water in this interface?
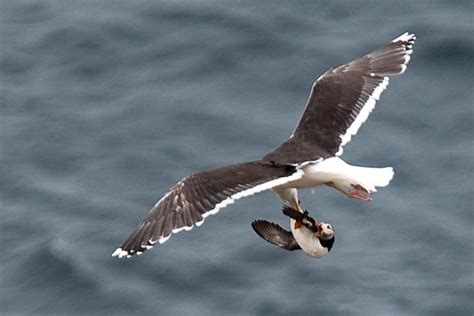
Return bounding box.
[1,1,473,315]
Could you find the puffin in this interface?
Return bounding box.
[252,206,335,258]
[113,33,415,258]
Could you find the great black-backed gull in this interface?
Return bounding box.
[112,32,415,258]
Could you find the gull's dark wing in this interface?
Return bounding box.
[113,161,302,258]
[251,220,301,251]
[263,33,415,164]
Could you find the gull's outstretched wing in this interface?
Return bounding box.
[251,220,301,251]
[113,161,303,258]
[263,33,416,164]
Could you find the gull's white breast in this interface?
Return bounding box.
[276,157,347,189]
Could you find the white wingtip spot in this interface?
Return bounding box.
[112,248,122,257]
[171,225,194,234]
[391,32,415,43]
[400,64,407,74]
[172,227,185,234]
[195,219,205,227]
[159,235,171,244]
[118,250,129,258]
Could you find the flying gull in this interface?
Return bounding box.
[113,32,415,258]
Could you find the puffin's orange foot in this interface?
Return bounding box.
[347,185,372,202]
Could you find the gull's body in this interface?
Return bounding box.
[113,33,415,258]
[273,157,394,209]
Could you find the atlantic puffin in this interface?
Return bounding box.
[113,33,415,258]
[252,206,334,258]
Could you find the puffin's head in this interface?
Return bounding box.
[315,221,334,240]
[315,221,335,252]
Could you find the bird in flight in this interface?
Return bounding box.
[252,206,335,258]
[112,32,415,258]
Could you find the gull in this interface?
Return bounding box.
[112,33,415,258]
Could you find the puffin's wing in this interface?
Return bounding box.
[251,220,301,251]
[281,206,317,232]
[281,206,306,221]
[263,33,415,164]
[112,161,303,258]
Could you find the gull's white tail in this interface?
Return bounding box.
[347,165,394,192]
[310,157,394,194]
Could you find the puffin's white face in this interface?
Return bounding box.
[316,221,334,240]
